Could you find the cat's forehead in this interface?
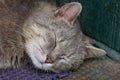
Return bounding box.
[52,18,71,27]
[33,11,70,27]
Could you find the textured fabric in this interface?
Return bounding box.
[0,64,73,80]
[0,56,120,80]
[59,56,120,80]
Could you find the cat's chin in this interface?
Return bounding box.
[33,59,53,71]
[41,63,53,71]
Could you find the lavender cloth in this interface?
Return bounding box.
[0,64,73,80]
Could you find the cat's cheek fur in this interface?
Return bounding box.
[27,38,47,58]
[25,39,55,71]
[25,40,45,63]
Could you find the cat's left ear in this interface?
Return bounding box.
[55,2,82,24]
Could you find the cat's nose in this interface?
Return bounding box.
[46,53,58,63]
[45,55,53,63]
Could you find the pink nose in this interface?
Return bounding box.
[45,56,52,63]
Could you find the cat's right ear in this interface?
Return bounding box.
[85,46,106,58]
[54,2,82,24]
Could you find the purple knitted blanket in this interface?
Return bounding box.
[0,64,73,80]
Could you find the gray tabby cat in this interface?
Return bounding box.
[23,1,106,72]
[0,0,106,73]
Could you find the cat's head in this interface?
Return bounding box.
[24,2,106,73]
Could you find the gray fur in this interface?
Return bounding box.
[0,0,106,72]
[23,1,106,72]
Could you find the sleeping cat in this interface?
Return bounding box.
[23,1,106,72]
[0,0,106,72]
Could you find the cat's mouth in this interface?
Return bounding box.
[35,55,53,64]
[45,55,69,64]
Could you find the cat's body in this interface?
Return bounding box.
[0,0,32,68]
[0,0,106,72]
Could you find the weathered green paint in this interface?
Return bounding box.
[56,0,120,62]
